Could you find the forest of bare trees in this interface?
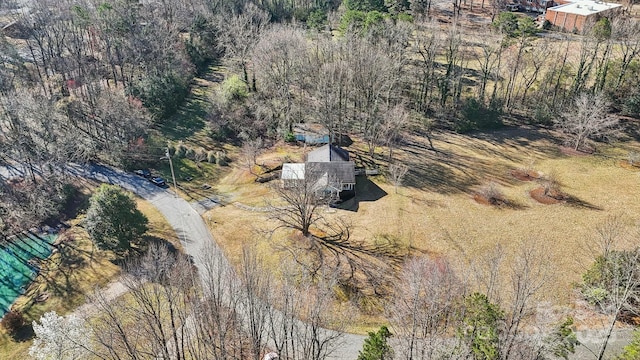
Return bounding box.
[2,0,640,357]
[2,0,639,231]
[28,238,585,359]
[28,244,350,360]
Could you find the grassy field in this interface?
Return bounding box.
[205,143,305,268]
[0,190,179,357]
[347,129,640,302]
[206,126,640,331]
[146,65,238,202]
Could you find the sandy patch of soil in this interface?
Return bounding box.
[530,187,566,204]
[473,193,509,207]
[510,169,541,181]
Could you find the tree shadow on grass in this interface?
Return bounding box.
[403,156,479,195]
[469,125,564,156]
[9,324,35,342]
[277,220,411,300]
[111,235,180,268]
[564,195,603,211]
[55,240,87,273]
[398,193,446,208]
[396,127,567,195]
[502,200,529,210]
[159,92,210,141]
[49,187,91,225]
[154,160,224,201]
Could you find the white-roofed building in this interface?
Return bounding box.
[545,0,622,32]
[281,163,306,182]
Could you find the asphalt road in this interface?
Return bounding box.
[571,327,635,360]
[64,163,367,360]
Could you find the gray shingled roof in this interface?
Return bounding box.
[306,161,355,185]
[307,144,350,162]
[282,145,355,187]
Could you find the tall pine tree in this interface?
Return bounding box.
[85,184,148,253]
[358,325,394,360]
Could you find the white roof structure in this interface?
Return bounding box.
[263,353,279,360]
[281,163,306,180]
[549,0,621,15]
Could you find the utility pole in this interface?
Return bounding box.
[166,147,178,196]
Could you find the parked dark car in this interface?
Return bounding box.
[506,3,520,11]
[134,169,152,178]
[149,177,167,187]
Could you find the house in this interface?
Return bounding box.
[545,0,622,32]
[281,144,356,200]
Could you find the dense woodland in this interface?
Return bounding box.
[1,0,640,358]
[1,0,639,231]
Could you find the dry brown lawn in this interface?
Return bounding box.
[352,128,640,303]
[207,127,640,331]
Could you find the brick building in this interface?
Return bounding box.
[545,0,622,32]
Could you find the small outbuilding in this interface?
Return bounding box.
[292,124,331,144]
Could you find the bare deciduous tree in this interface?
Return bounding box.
[270,165,329,237]
[89,244,199,360]
[268,261,347,360]
[241,137,264,174]
[413,19,442,112]
[611,18,640,91]
[468,244,505,304]
[461,241,556,360]
[382,105,409,161]
[388,163,409,194]
[502,242,553,360]
[196,243,247,359]
[580,217,640,360]
[238,247,271,359]
[471,31,504,105]
[346,33,404,157]
[554,93,618,151]
[388,256,465,360]
[252,25,308,133]
[307,38,351,145]
[518,41,549,107]
[439,23,465,110]
[219,3,270,89]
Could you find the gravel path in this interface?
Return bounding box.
[64,163,366,360]
[72,279,129,319]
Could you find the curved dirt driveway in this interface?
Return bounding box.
[65,163,366,360]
